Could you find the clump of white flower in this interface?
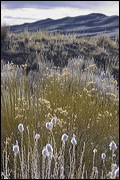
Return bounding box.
[101,153,106,159]
[61,133,68,142]
[13,145,19,154]
[18,123,24,132]
[51,117,57,125]
[114,167,119,178]
[109,141,117,151]
[93,148,97,153]
[46,144,53,159]
[42,147,49,158]
[46,122,53,130]
[34,134,40,140]
[42,144,53,159]
[46,144,53,153]
[71,137,77,145]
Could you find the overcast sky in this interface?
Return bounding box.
[1,1,119,26]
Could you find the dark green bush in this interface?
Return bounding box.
[1,25,10,41]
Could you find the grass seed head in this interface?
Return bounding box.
[34,134,40,140]
[42,147,49,158]
[46,144,53,159]
[61,133,68,142]
[93,148,97,154]
[51,117,57,125]
[114,167,119,178]
[18,123,24,132]
[13,144,19,154]
[71,137,77,145]
[101,153,106,159]
[109,141,117,151]
[46,122,53,130]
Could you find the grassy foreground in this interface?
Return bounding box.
[1,28,119,179]
[1,58,119,179]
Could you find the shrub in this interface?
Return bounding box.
[95,34,116,48]
[1,24,10,41]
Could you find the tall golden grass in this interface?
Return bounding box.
[1,60,119,179]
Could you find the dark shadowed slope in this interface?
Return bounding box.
[10,13,119,37]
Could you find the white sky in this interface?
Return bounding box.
[1,1,119,26]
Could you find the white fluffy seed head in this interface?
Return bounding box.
[61,133,68,142]
[71,137,77,145]
[34,134,40,140]
[46,144,53,153]
[13,144,19,153]
[18,123,24,132]
[93,148,97,153]
[101,153,106,159]
[46,144,53,159]
[114,167,119,178]
[51,117,57,125]
[42,147,49,157]
[109,141,117,151]
[46,122,53,130]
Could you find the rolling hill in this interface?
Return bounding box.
[10,13,119,37]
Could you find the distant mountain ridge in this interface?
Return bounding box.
[10,13,119,37]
